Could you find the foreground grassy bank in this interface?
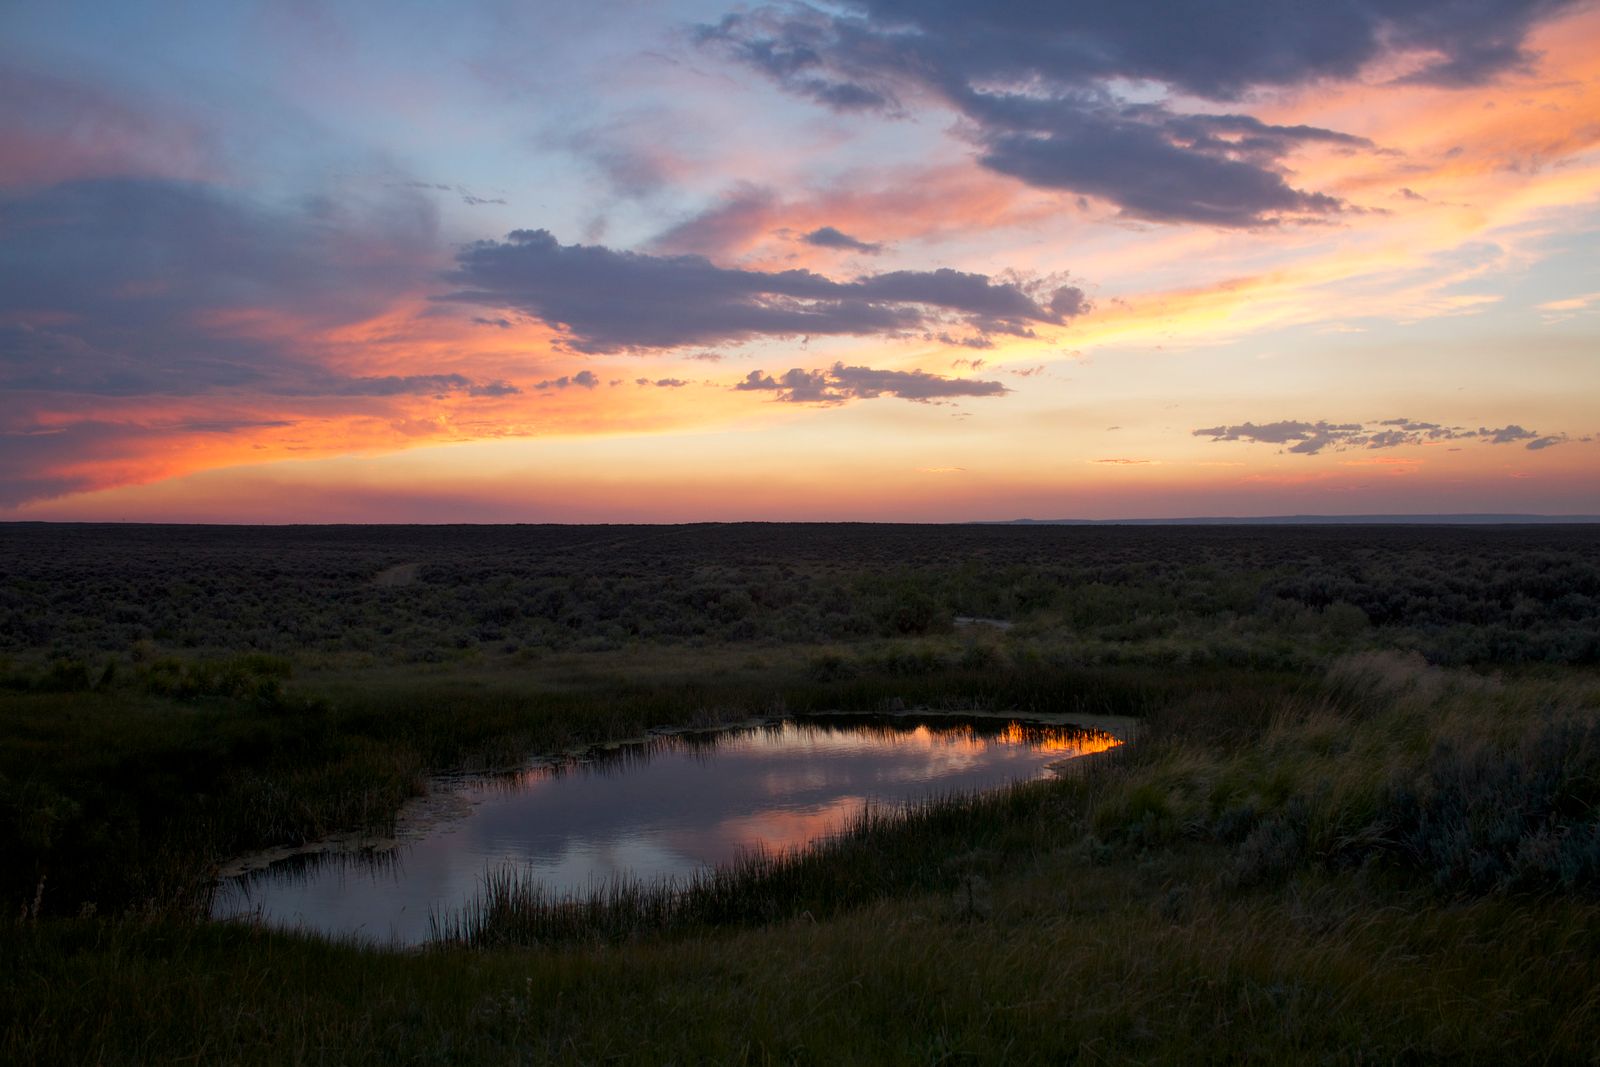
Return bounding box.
[2,638,1295,919]
[10,861,1600,1063]
[6,653,1600,1062]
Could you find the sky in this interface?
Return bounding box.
[2,0,1598,522]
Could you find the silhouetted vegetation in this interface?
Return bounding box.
[4,522,1597,667]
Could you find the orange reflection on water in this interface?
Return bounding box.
[996,722,1124,757]
[899,722,987,752]
[839,719,1125,758]
[703,795,872,858]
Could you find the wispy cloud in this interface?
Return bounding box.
[1537,290,1600,323]
[393,180,506,206]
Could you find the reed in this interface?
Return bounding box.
[430,788,1064,948]
[3,653,1224,919]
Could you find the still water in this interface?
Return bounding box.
[211,714,1127,945]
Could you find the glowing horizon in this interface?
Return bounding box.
[3,2,1597,522]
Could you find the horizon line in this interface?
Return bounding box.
[4,513,1599,529]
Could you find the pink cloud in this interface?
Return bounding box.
[0,69,220,189]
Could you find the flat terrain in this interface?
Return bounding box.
[3,523,1599,1063]
[6,521,1597,665]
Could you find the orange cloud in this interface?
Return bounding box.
[652,164,1068,270]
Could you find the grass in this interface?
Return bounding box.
[424,652,1600,950]
[9,653,1596,1062]
[430,785,1070,948]
[3,519,1599,1061]
[1,643,1298,921]
[8,849,1600,1063]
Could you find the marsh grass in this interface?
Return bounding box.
[0,882,1557,1065]
[5,657,1600,1061]
[1,646,1278,921]
[1087,654,1600,898]
[432,785,1070,948]
[10,794,1600,1063]
[431,652,1600,961]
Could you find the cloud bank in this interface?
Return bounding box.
[0,177,440,397]
[700,0,1575,226]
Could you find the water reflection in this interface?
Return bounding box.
[211,714,1125,945]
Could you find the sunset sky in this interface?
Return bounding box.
[3,1,1598,522]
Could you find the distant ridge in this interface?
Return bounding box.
[1002,514,1600,526]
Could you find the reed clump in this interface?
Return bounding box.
[438,654,1600,954]
[432,790,1060,948]
[1084,654,1600,897]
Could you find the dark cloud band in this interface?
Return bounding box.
[0,178,439,398]
[442,228,1086,352]
[801,225,882,253]
[700,0,1574,227]
[1193,418,1580,454]
[734,361,1007,404]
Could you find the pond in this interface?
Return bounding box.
[210,712,1129,946]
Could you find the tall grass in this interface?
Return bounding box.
[431,786,1068,948]
[9,657,1600,1063]
[434,653,1600,953]
[6,654,1600,1062]
[1085,652,1600,896]
[4,652,1262,920]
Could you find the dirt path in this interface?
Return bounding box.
[954,615,1014,631]
[372,562,420,587]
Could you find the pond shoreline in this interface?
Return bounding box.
[210,708,1136,926]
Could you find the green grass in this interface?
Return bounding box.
[431,783,1075,948]
[5,638,1600,1061]
[1,642,1302,921]
[8,853,1600,1063]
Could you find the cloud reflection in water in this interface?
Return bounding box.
[211,714,1124,945]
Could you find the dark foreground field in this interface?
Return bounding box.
[3,523,1600,1063]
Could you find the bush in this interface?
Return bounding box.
[1381,720,1600,893]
